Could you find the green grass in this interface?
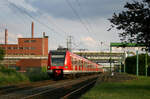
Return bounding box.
[81,76,150,99]
[0,66,29,86]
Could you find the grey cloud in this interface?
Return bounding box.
[26,0,132,20]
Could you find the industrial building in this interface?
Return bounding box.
[0,22,48,71]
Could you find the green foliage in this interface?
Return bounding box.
[41,66,47,73]
[0,66,50,86]
[109,0,150,47]
[0,66,29,85]
[25,67,50,82]
[0,66,16,74]
[125,54,150,75]
[0,48,5,61]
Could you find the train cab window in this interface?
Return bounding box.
[51,51,66,66]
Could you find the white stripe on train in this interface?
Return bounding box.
[47,70,100,74]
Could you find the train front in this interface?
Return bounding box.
[47,50,68,79]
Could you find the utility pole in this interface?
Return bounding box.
[145,50,148,76]
[110,46,112,72]
[99,41,103,52]
[67,35,72,51]
[136,50,139,76]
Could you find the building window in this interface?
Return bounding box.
[24,40,36,43]
[24,40,30,43]
[31,40,36,42]
[23,47,29,50]
[13,53,17,55]
[31,47,35,50]
[19,47,23,49]
[3,47,6,49]
[0,47,5,50]
[8,47,12,50]
[13,47,18,49]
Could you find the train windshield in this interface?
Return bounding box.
[51,51,66,66]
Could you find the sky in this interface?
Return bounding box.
[0,0,133,51]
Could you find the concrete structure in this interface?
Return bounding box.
[74,51,124,63]
[0,22,48,71]
[73,51,125,71]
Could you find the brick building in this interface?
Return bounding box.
[0,22,49,71]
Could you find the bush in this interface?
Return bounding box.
[0,48,5,61]
[125,54,150,76]
[0,66,29,85]
[0,66,50,85]
[25,67,50,82]
[0,66,16,74]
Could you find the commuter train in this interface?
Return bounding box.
[47,49,104,79]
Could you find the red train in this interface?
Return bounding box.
[47,49,103,79]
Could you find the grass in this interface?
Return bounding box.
[81,76,150,99]
[0,66,29,86]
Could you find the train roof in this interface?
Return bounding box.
[49,49,103,67]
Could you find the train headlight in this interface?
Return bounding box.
[48,66,50,69]
[65,66,68,69]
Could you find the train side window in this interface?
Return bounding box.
[77,59,79,67]
[76,59,79,66]
[78,59,81,67]
[73,58,77,66]
[85,62,87,67]
[80,60,82,67]
[83,61,85,68]
[72,57,75,66]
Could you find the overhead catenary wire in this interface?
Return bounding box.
[6,0,85,50]
[66,0,101,51]
[5,0,93,50]
[75,0,104,51]
[5,0,68,49]
[6,0,66,39]
[65,0,91,34]
[35,11,83,49]
[75,0,94,33]
[32,1,84,50]
[65,0,95,50]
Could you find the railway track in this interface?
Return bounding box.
[0,75,98,99]
[62,78,97,99]
[0,80,57,95]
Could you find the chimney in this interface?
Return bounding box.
[31,21,34,38]
[5,29,8,44]
[43,32,45,38]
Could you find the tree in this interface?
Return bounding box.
[109,0,150,48]
[0,48,5,61]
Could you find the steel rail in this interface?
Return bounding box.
[62,79,97,99]
[22,79,79,99]
[0,80,55,95]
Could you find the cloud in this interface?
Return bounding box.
[17,34,23,38]
[81,36,97,47]
[0,31,18,44]
[8,0,37,12]
[0,0,131,51]
[26,0,132,20]
[30,13,120,50]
